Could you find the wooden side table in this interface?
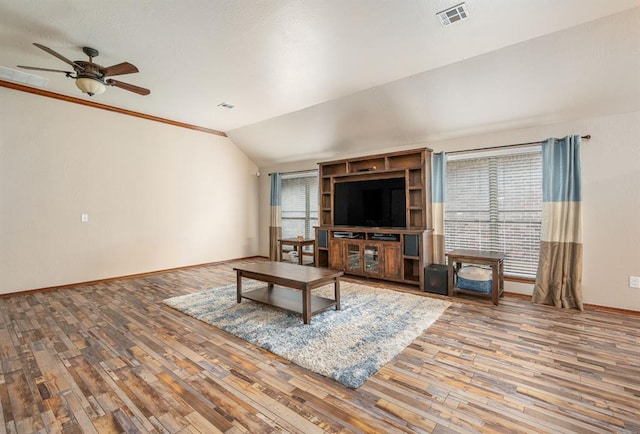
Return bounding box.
[446,249,505,306]
[278,238,315,265]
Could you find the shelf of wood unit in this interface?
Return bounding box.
[328,168,413,178]
[242,286,337,317]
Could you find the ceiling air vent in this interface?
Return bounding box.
[0,66,48,88]
[436,2,469,26]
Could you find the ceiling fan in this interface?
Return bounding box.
[18,43,150,96]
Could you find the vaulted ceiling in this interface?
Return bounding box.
[1,0,639,166]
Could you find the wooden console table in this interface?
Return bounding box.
[446,249,505,306]
[278,238,315,265]
[234,262,342,324]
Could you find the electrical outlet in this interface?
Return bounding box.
[81,213,89,223]
[630,276,640,289]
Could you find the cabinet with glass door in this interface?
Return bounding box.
[342,242,383,276]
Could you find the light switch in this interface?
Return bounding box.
[81,213,89,223]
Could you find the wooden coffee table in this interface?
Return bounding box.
[234,262,343,324]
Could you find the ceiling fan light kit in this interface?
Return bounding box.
[75,76,106,96]
[17,43,150,96]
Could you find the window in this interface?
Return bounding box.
[281,170,319,239]
[445,147,542,278]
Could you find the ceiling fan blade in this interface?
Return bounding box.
[101,62,139,77]
[108,79,150,96]
[17,65,74,74]
[33,43,84,70]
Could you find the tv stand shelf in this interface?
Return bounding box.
[315,148,433,290]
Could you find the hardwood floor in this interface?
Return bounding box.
[1,258,639,433]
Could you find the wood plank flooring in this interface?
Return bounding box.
[1,258,639,433]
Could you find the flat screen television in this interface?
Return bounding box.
[333,177,406,228]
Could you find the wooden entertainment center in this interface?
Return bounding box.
[315,148,433,291]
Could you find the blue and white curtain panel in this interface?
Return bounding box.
[269,172,282,261]
[532,135,584,310]
[432,152,447,265]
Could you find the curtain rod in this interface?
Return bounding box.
[268,168,317,176]
[266,135,592,170]
[446,134,591,155]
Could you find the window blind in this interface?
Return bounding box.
[281,170,319,239]
[445,148,542,278]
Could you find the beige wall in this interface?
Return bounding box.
[258,111,640,311]
[0,88,260,294]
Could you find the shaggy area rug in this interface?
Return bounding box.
[163,281,450,388]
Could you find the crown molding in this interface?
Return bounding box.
[0,79,227,137]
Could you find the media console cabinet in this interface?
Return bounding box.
[314,148,433,291]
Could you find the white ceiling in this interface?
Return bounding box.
[1,0,639,166]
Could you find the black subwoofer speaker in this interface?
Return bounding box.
[404,234,419,257]
[425,264,448,295]
[317,230,328,248]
